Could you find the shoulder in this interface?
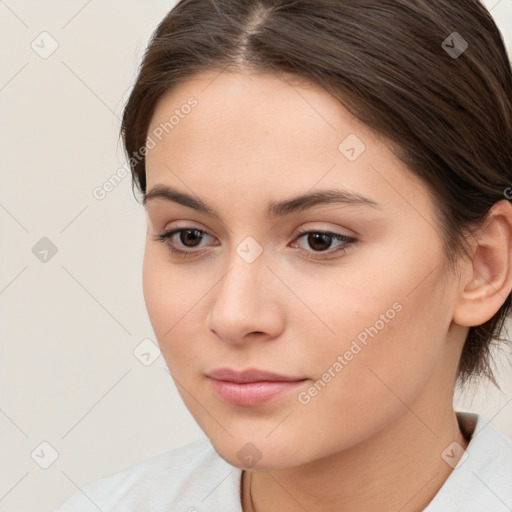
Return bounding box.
[425,411,512,511]
[54,437,243,512]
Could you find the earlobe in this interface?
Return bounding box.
[453,199,512,327]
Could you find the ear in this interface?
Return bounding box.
[453,199,512,327]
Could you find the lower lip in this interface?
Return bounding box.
[208,378,307,406]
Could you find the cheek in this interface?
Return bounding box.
[142,243,216,371]
[279,302,449,461]
[142,245,173,335]
[297,243,453,395]
[142,245,192,349]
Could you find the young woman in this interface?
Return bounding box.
[56,0,512,510]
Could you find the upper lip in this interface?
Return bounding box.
[207,367,306,383]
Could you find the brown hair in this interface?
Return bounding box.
[121,0,512,388]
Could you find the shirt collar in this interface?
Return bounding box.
[423,411,512,511]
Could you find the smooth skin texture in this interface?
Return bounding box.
[142,69,512,512]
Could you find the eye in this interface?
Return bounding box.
[291,229,357,260]
[153,228,214,258]
[153,227,357,260]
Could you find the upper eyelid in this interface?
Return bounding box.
[161,225,351,237]
[163,227,356,246]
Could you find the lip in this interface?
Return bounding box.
[207,367,308,406]
[207,367,306,383]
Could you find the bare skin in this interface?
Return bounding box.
[141,68,512,512]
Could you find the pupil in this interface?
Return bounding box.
[308,233,331,251]
[181,229,202,247]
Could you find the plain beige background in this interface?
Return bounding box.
[1,1,511,511]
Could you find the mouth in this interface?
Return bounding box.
[206,367,309,406]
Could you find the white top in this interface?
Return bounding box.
[55,411,512,511]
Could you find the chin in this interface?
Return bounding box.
[208,434,309,471]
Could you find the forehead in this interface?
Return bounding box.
[144,69,433,224]
[146,68,375,159]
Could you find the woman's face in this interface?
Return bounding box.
[142,69,467,469]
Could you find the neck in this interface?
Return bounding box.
[242,401,469,512]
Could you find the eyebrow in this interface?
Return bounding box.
[143,184,380,219]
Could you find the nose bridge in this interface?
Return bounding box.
[218,243,268,309]
[206,239,279,341]
[216,228,268,290]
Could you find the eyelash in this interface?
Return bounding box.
[153,227,357,261]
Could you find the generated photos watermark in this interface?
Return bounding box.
[92,96,198,201]
[298,301,403,405]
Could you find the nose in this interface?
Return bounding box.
[205,252,285,345]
